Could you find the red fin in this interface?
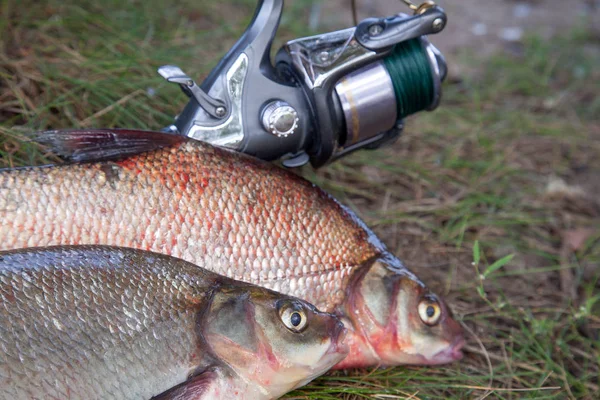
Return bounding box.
[151,370,217,400]
[34,128,186,162]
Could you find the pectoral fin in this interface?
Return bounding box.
[151,370,217,400]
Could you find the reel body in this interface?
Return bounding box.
[159,0,447,168]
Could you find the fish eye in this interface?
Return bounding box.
[279,302,308,333]
[418,298,442,326]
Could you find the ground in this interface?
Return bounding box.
[1,0,599,399]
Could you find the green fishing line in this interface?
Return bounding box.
[383,38,434,119]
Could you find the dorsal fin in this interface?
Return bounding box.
[34,128,187,162]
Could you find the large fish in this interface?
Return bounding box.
[0,246,347,400]
[0,129,464,368]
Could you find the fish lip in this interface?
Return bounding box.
[431,336,466,364]
[326,320,350,358]
[336,325,350,355]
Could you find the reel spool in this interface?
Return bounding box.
[334,37,444,149]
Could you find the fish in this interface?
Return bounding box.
[0,245,348,400]
[0,128,464,368]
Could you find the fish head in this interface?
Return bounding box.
[203,286,348,398]
[338,256,464,368]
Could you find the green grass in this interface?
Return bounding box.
[1,1,599,399]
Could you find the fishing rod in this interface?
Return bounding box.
[158,0,447,168]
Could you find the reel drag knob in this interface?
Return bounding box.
[261,101,300,138]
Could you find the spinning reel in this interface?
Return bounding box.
[159,0,447,167]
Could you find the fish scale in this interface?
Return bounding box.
[1,141,376,312]
[0,249,200,399]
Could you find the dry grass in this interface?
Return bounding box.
[1,0,599,398]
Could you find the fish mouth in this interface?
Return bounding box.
[291,321,349,391]
[333,323,350,355]
[430,337,465,364]
[323,320,349,363]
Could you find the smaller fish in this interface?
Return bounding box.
[0,246,348,400]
